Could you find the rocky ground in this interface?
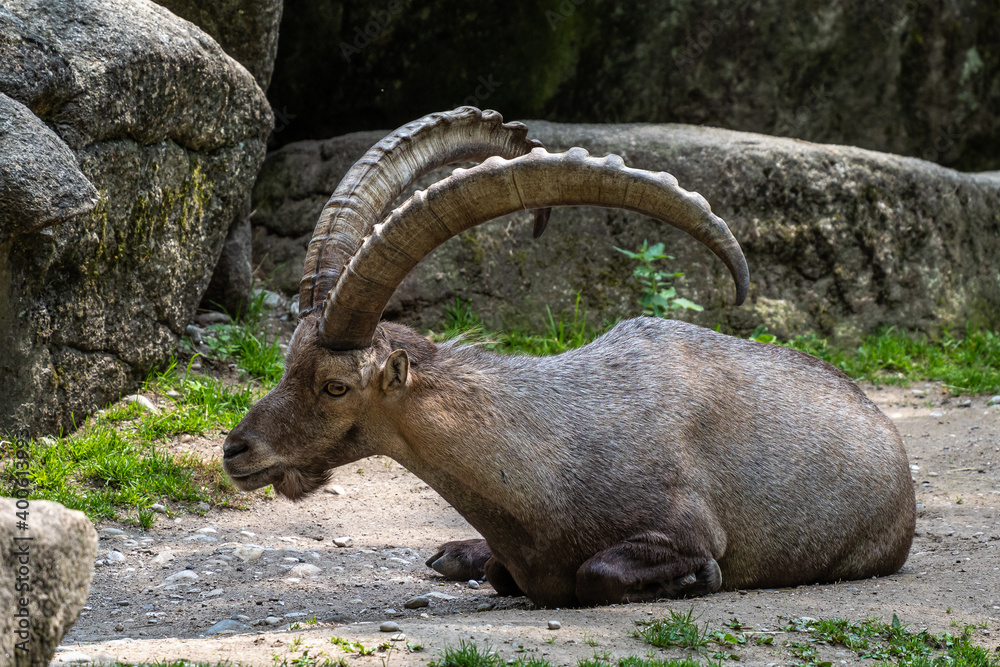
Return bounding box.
[53,383,1000,666]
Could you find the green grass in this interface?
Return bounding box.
[0,294,283,527]
[437,300,1000,394]
[432,614,997,667]
[759,326,1000,394]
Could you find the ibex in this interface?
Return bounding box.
[223,108,915,608]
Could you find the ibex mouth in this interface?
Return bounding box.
[225,464,282,491]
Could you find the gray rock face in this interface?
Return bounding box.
[0,498,98,666]
[252,122,1000,341]
[150,0,284,314]
[0,0,272,436]
[268,0,999,171]
[152,0,283,90]
[0,93,97,236]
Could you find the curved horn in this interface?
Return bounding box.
[319,147,750,350]
[299,107,550,317]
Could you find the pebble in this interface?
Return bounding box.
[185,535,217,543]
[263,616,283,626]
[114,623,124,632]
[164,570,199,582]
[51,650,93,664]
[233,546,266,561]
[197,502,211,512]
[152,552,174,565]
[289,563,322,578]
[477,603,494,612]
[333,536,353,548]
[203,619,250,636]
[105,550,126,563]
[380,621,401,633]
[929,412,944,418]
[150,504,166,513]
[325,484,346,495]
[200,589,225,598]
[467,579,480,589]
[404,596,430,609]
[425,592,457,600]
[547,621,561,630]
[232,614,251,623]
[123,394,159,414]
[196,527,218,534]
[956,398,972,408]
[988,395,1000,406]
[195,311,231,326]
[165,389,181,398]
[100,528,128,538]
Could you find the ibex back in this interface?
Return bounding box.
[223,108,915,608]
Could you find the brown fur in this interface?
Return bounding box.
[223,316,916,608]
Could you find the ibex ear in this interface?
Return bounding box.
[380,349,410,394]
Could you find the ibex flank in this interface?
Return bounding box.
[223,107,915,608]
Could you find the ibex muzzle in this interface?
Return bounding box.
[223,107,915,608]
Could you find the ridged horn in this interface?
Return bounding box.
[319,147,749,350]
[299,107,550,318]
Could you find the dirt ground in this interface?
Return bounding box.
[56,379,1000,666]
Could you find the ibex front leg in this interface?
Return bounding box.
[426,539,524,596]
[575,531,722,606]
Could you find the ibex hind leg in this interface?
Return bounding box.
[426,539,492,580]
[575,532,722,606]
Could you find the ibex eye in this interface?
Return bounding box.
[324,382,348,397]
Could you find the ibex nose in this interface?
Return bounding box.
[223,436,249,459]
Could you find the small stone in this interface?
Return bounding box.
[233,546,265,562]
[164,570,199,582]
[477,603,494,612]
[200,589,225,598]
[52,650,94,664]
[204,619,250,636]
[152,552,174,565]
[467,579,480,589]
[179,434,194,443]
[195,311,231,326]
[424,592,457,600]
[232,614,251,623]
[263,616,283,626]
[547,620,561,630]
[105,550,126,563]
[289,563,321,578]
[380,621,401,633]
[185,535,217,542]
[929,412,944,418]
[114,623,125,632]
[100,528,128,538]
[196,527,218,534]
[404,596,430,609]
[333,536,353,548]
[956,398,972,408]
[190,361,202,371]
[325,484,346,495]
[150,504,166,513]
[988,395,1000,406]
[165,389,181,398]
[197,502,211,512]
[123,394,159,413]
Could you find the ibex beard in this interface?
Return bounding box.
[222,107,915,608]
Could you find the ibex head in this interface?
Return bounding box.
[222,107,749,500]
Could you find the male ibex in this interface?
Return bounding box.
[223,108,915,607]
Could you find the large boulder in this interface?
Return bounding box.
[151,0,285,314]
[0,498,97,666]
[268,0,999,171]
[0,0,272,436]
[252,122,1000,341]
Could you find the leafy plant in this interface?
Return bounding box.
[633,609,709,651]
[615,241,703,316]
